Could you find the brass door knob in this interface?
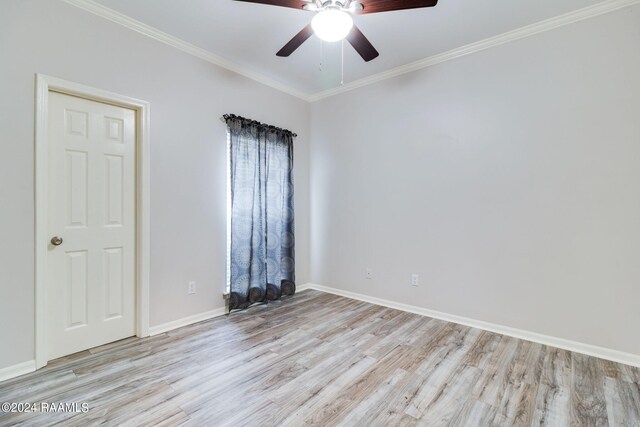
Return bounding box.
[50,236,63,246]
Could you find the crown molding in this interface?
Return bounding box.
[62,0,311,101]
[63,0,639,104]
[308,0,640,102]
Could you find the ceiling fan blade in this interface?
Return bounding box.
[233,0,311,11]
[358,0,438,14]
[346,25,379,62]
[276,24,314,57]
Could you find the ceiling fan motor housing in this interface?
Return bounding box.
[304,1,364,13]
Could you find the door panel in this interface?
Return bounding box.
[104,154,124,226]
[66,150,88,227]
[104,247,124,320]
[66,250,88,328]
[47,92,136,360]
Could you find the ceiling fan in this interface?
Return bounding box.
[233,0,439,62]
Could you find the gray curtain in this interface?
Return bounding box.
[225,115,296,310]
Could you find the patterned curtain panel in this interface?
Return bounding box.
[225,114,296,311]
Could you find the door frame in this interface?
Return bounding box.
[34,74,150,369]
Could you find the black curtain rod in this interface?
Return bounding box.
[221,114,298,138]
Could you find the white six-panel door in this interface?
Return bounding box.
[47,92,136,360]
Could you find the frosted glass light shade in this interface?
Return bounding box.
[311,9,354,42]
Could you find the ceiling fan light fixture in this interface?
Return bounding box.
[311,9,353,42]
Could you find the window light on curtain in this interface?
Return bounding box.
[224,114,296,311]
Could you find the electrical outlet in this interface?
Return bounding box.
[411,274,419,287]
[365,268,373,280]
[188,281,197,294]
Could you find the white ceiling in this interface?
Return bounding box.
[91,0,605,95]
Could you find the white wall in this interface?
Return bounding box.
[0,0,310,370]
[310,6,640,356]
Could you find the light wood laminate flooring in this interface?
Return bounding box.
[1,290,639,426]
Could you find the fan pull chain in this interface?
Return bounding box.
[319,41,324,72]
[341,39,345,86]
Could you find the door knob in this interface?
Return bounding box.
[50,236,63,246]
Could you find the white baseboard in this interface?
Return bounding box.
[304,283,640,368]
[296,283,312,292]
[148,285,316,336]
[0,360,36,383]
[148,307,226,336]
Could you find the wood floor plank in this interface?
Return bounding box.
[415,365,482,426]
[0,289,638,426]
[472,335,521,407]
[571,353,610,426]
[494,340,545,424]
[447,398,499,426]
[269,355,378,425]
[404,326,481,418]
[532,346,572,426]
[604,377,640,426]
[335,368,409,427]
